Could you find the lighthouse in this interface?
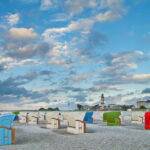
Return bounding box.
[101,93,104,109]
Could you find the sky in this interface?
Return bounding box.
[0,0,150,110]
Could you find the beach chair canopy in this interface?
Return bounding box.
[84,112,93,124]
[103,112,121,126]
[63,112,86,127]
[145,112,150,129]
[0,113,15,128]
[103,112,121,122]
[132,112,144,123]
[46,112,59,122]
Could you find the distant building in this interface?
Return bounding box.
[108,104,122,110]
[108,104,135,110]
[137,100,150,108]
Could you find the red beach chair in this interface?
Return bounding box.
[145,112,150,130]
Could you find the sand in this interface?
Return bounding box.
[1,111,150,150]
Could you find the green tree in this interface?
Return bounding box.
[140,106,146,109]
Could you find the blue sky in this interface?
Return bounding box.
[0,0,150,110]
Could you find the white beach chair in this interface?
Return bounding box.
[38,112,46,120]
[28,112,39,125]
[18,112,28,123]
[62,112,86,134]
[119,115,124,122]
[131,112,144,124]
[99,112,104,121]
[46,112,60,129]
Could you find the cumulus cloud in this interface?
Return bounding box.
[42,0,126,63]
[6,42,50,59]
[7,13,20,26]
[97,0,126,21]
[6,28,38,40]
[93,50,150,88]
[101,51,144,77]
[0,55,41,72]
[42,0,126,40]
[65,0,97,17]
[0,73,54,105]
[42,18,95,41]
[96,10,121,22]
[40,0,52,10]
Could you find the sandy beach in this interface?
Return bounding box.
[1,112,150,150]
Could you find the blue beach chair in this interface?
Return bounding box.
[84,112,93,124]
[0,113,16,146]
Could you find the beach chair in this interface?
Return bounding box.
[58,112,63,120]
[119,115,124,122]
[131,112,144,124]
[18,112,28,123]
[46,112,60,129]
[103,112,121,126]
[84,112,93,124]
[145,112,150,129]
[63,112,86,134]
[13,112,19,121]
[0,113,15,145]
[28,112,39,125]
[38,112,46,120]
[103,112,110,122]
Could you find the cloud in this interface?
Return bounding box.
[7,13,20,26]
[65,0,97,17]
[42,21,107,63]
[100,0,125,10]
[93,50,150,87]
[42,0,126,63]
[0,76,54,105]
[6,28,38,40]
[77,30,108,58]
[73,73,90,82]
[17,70,54,82]
[90,84,123,92]
[40,0,52,10]
[0,78,29,97]
[121,74,150,84]
[6,42,50,59]
[95,74,150,86]
[42,18,95,41]
[98,0,126,21]
[46,41,73,67]
[70,93,88,102]
[0,55,41,72]
[96,10,121,22]
[101,51,144,77]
